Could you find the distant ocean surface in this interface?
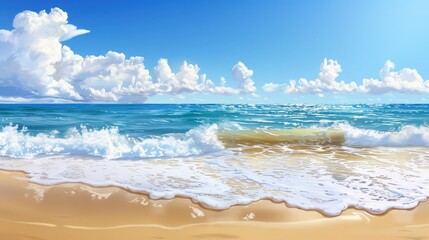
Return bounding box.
[0,104,429,215]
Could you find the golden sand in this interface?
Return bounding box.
[0,170,428,240]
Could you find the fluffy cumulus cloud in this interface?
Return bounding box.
[232,62,256,93]
[361,60,429,94]
[262,82,282,92]
[263,58,429,95]
[0,8,256,102]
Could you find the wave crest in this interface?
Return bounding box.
[218,123,429,147]
[1,122,428,159]
[0,124,223,159]
[218,129,344,146]
[335,123,429,147]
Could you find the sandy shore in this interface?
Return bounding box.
[0,170,428,240]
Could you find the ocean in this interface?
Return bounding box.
[0,104,428,216]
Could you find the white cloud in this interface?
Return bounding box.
[361,60,429,94]
[264,58,429,95]
[88,88,118,102]
[232,61,256,93]
[283,58,359,94]
[0,8,88,100]
[0,8,256,103]
[262,82,283,92]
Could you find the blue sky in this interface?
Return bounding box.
[0,0,429,103]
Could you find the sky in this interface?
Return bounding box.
[0,0,429,104]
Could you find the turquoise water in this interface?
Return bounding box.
[0,104,428,215]
[1,104,428,136]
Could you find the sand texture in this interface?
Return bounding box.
[0,170,428,240]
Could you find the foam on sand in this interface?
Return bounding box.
[1,123,429,216]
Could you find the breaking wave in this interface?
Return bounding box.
[0,124,223,159]
[0,121,429,216]
[0,122,429,159]
[219,123,429,147]
[335,123,429,147]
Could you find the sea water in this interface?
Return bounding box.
[0,104,428,215]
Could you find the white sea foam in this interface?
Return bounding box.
[334,123,429,147]
[0,145,428,216]
[1,123,429,216]
[1,123,429,159]
[0,124,223,159]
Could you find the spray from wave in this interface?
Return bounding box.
[1,122,429,159]
[0,121,429,215]
[0,124,224,159]
[334,123,429,147]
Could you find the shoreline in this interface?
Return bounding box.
[1,169,429,239]
[2,168,426,218]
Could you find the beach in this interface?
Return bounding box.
[1,170,428,240]
[1,1,429,238]
[0,104,428,239]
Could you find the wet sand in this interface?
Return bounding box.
[0,170,428,240]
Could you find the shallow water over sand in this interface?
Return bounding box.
[0,104,428,215]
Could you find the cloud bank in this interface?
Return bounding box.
[0,8,256,102]
[263,58,429,95]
